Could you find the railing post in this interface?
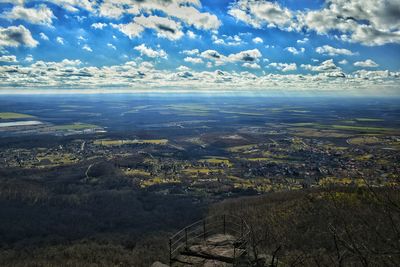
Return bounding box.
[241,218,244,237]
[203,219,206,240]
[169,238,172,265]
[233,246,236,266]
[223,215,226,235]
[185,228,188,249]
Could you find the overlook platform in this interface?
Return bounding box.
[169,215,250,266]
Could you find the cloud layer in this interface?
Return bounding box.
[0,0,399,95]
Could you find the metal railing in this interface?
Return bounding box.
[169,214,250,266]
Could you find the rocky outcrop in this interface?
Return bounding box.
[151,261,170,267]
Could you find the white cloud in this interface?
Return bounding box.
[297,37,309,44]
[176,65,190,71]
[269,62,297,72]
[25,55,33,62]
[134,44,167,59]
[229,0,297,31]
[40,32,49,41]
[242,62,260,69]
[82,44,92,52]
[184,57,203,64]
[44,0,96,12]
[1,4,55,26]
[182,49,199,56]
[229,0,400,46]
[316,45,356,56]
[252,37,263,44]
[353,69,391,79]
[56,37,64,45]
[107,43,116,50]
[354,59,379,68]
[301,59,342,72]
[199,48,262,66]
[98,0,220,31]
[111,22,144,39]
[0,55,17,63]
[285,47,305,55]
[187,30,197,39]
[91,22,107,30]
[212,34,243,46]
[113,15,184,40]
[299,0,400,46]
[339,59,348,65]
[1,58,399,94]
[200,49,224,62]
[228,48,262,63]
[0,25,38,47]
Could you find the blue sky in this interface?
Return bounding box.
[0,0,399,95]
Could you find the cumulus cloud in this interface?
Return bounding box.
[1,58,399,93]
[199,48,262,66]
[82,44,92,52]
[111,22,144,39]
[252,37,263,44]
[354,59,379,68]
[91,22,107,30]
[45,0,96,12]
[0,0,94,13]
[0,55,17,63]
[99,0,220,31]
[182,49,199,56]
[176,65,190,71]
[212,34,243,46]
[269,62,297,72]
[242,62,260,69]
[184,57,203,64]
[1,4,55,26]
[316,45,356,56]
[229,0,297,31]
[107,43,116,50]
[228,48,262,63]
[0,25,38,47]
[200,49,224,61]
[285,47,305,55]
[134,44,167,59]
[229,0,400,46]
[113,15,184,40]
[56,37,64,45]
[187,30,197,39]
[297,37,309,44]
[301,59,342,73]
[25,55,33,62]
[299,0,400,46]
[39,32,49,41]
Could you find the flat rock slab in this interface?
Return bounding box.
[172,234,246,267]
[183,234,245,263]
[206,234,236,246]
[151,261,170,267]
[173,255,233,267]
[187,244,235,260]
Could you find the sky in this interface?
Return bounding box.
[0,0,399,95]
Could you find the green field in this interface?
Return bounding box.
[355,118,384,122]
[53,123,100,130]
[0,112,35,119]
[198,157,232,167]
[331,125,395,132]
